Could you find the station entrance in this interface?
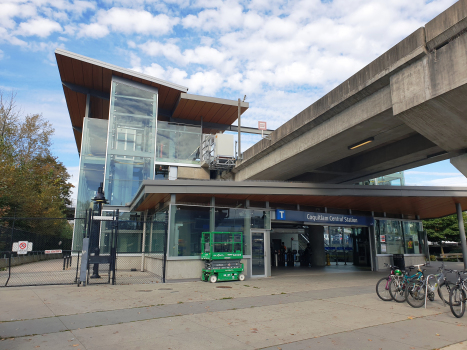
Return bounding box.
[269,223,372,276]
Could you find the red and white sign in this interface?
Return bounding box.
[45,250,62,254]
[18,241,28,255]
[258,121,267,130]
[380,235,386,243]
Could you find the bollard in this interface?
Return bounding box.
[63,256,66,270]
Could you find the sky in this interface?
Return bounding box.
[0,0,466,206]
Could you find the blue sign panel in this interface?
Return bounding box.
[275,209,374,226]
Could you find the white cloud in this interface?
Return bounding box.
[79,8,179,38]
[0,49,3,60]
[77,22,109,38]
[17,17,62,37]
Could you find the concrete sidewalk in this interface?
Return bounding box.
[0,266,466,350]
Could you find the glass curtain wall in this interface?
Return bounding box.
[375,219,424,254]
[168,205,270,258]
[145,211,168,255]
[402,221,424,254]
[156,121,201,164]
[104,77,158,206]
[169,206,210,257]
[73,117,108,250]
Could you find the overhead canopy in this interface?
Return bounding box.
[172,93,248,125]
[55,49,248,152]
[129,180,467,219]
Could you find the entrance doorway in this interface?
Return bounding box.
[325,227,371,267]
[269,223,372,275]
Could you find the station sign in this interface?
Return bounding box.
[275,209,374,226]
[258,121,267,130]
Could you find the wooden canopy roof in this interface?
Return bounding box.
[55,49,248,152]
[172,93,248,125]
[129,180,467,219]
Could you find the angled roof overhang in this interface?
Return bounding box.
[55,49,249,152]
[129,180,467,220]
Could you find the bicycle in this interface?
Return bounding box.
[376,263,400,301]
[389,264,424,303]
[449,270,467,318]
[405,264,453,308]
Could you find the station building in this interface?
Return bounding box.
[56,49,467,280]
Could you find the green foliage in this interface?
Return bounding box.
[0,91,73,238]
[423,213,467,243]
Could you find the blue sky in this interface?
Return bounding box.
[0,0,466,205]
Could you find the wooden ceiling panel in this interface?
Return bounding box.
[210,104,232,124]
[81,61,94,90]
[138,189,467,219]
[92,65,103,91]
[71,59,85,87]
[171,99,188,119]
[178,99,198,120]
[102,67,112,94]
[163,88,181,111]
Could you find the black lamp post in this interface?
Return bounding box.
[90,182,108,279]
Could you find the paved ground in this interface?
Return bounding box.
[1,262,466,350]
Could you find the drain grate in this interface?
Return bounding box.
[216,286,232,289]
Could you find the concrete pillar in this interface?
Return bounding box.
[210,197,215,232]
[451,154,467,178]
[308,226,325,267]
[140,210,147,271]
[455,203,467,269]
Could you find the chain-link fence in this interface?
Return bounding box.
[113,217,167,285]
[0,217,85,287]
[0,211,168,287]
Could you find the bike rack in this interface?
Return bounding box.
[424,274,438,309]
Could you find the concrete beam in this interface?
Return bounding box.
[237,28,427,169]
[391,32,467,152]
[425,0,467,51]
[451,153,467,178]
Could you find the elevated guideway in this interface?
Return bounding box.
[232,0,467,184]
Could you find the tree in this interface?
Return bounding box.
[423,213,467,243]
[0,91,73,221]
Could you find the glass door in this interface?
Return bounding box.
[251,231,266,277]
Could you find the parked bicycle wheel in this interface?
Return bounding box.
[438,281,453,306]
[449,286,466,318]
[405,280,426,308]
[376,277,393,301]
[389,278,406,303]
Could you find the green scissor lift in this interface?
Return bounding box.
[201,232,245,283]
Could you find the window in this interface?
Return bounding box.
[402,221,424,254]
[375,220,404,254]
[104,78,158,206]
[156,121,201,164]
[169,206,210,257]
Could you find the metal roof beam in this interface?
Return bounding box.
[62,81,110,101]
[169,116,273,135]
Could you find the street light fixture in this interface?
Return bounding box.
[90,183,108,279]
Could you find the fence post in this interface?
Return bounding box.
[162,214,168,283]
[5,209,16,287]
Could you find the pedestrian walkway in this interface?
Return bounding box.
[0,268,466,350]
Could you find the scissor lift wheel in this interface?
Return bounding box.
[209,274,218,283]
[238,273,245,281]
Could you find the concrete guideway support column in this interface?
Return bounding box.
[308,226,326,267]
[455,203,467,270]
[391,32,467,153]
[450,154,467,179]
